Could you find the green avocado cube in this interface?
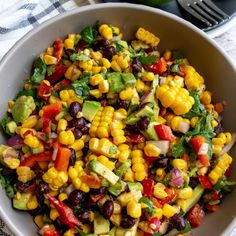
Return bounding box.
[121,73,136,88]
[82,100,101,122]
[107,72,125,93]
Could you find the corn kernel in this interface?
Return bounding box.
[134,171,146,181]
[142,72,155,82]
[172,159,187,170]
[64,38,74,50]
[144,143,161,157]
[50,208,59,220]
[43,54,57,65]
[127,200,142,218]
[178,187,193,199]
[163,203,177,218]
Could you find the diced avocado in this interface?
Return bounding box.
[142,122,159,140]
[107,72,125,93]
[6,121,17,134]
[115,221,139,236]
[127,182,143,191]
[0,145,19,169]
[125,105,154,125]
[12,96,36,123]
[94,213,110,235]
[128,88,140,115]
[82,100,101,122]
[182,185,204,213]
[115,160,131,177]
[121,73,136,88]
[108,180,127,196]
[13,193,32,210]
[109,227,117,236]
[117,190,142,207]
[88,160,119,185]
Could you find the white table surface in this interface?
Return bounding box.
[0,2,236,235]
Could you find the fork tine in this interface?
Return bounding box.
[190,2,219,25]
[179,3,213,26]
[203,0,229,19]
[197,1,225,21]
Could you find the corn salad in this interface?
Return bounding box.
[0,22,235,236]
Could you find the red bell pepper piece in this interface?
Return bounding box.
[198,154,209,167]
[125,133,145,143]
[80,174,102,189]
[54,146,71,172]
[43,228,60,236]
[42,117,52,136]
[187,204,205,228]
[159,188,176,205]
[154,124,174,141]
[54,79,71,91]
[145,59,167,75]
[43,102,62,120]
[37,80,53,101]
[46,65,68,84]
[148,217,161,233]
[20,151,52,167]
[53,39,63,63]
[190,136,206,154]
[47,194,82,229]
[205,204,219,212]
[198,175,212,189]
[150,197,162,208]
[142,178,155,197]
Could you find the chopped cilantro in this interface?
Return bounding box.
[30,57,46,84]
[80,25,97,44]
[1,116,14,136]
[137,55,158,66]
[214,176,236,192]
[0,173,15,198]
[15,87,37,99]
[71,72,90,99]
[139,197,156,217]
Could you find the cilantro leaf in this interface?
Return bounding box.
[15,88,37,99]
[71,72,90,99]
[138,55,158,66]
[0,173,15,198]
[30,57,46,84]
[214,176,236,192]
[115,41,125,52]
[70,53,90,62]
[139,197,156,217]
[183,91,206,119]
[172,136,190,158]
[0,116,14,136]
[80,25,97,44]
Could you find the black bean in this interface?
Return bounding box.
[132,58,142,73]
[68,117,87,129]
[73,129,83,139]
[103,45,116,59]
[68,102,82,117]
[170,214,186,231]
[137,116,150,131]
[120,215,137,228]
[16,181,32,192]
[154,156,169,168]
[65,49,76,57]
[68,190,84,206]
[2,167,15,176]
[214,123,223,135]
[76,39,87,50]
[35,182,50,199]
[101,200,114,219]
[69,148,76,166]
[81,125,89,135]
[93,39,110,51]
[90,186,107,195]
[189,177,199,189]
[77,210,91,223]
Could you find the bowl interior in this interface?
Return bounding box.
[0,3,235,236]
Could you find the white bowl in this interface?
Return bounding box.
[0,3,236,236]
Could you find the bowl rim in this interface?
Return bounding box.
[0,3,235,236]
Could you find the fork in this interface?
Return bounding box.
[176,0,230,28]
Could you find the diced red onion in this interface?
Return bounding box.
[51,132,58,139]
[52,145,59,161]
[140,90,152,106]
[146,140,170,154]
[148,50,160,58]
[220,133,236,155]
[178,121,190,134]
[65,184,75,195]
[159,76,167,85]
[7,135,23,149]
[171,176,184,186]
[198,143,209,155]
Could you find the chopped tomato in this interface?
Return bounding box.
[42,117,51,136]
[190,136,206,154]
[20,151,52,167]
[214,102,224,114]
[198,154,209,167]
[54,79,71,91]
[148,217,160,232]
[198,175,212,189]
[43,228,60,236]
[46,65,68,84]
[125,133,145,143]
[37,80,53,100]
[142,178,155,197]
[159,188,176,205]
[154,124,174,141]
[143,154,158,166]
[225,165,232,177]
[54,147,71,172]
[80,174,102,189]
[145,58,167,75]
[205,204,219,212]
[43,102,62,120]
[53,39,63,63]
[187,204,205,228]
